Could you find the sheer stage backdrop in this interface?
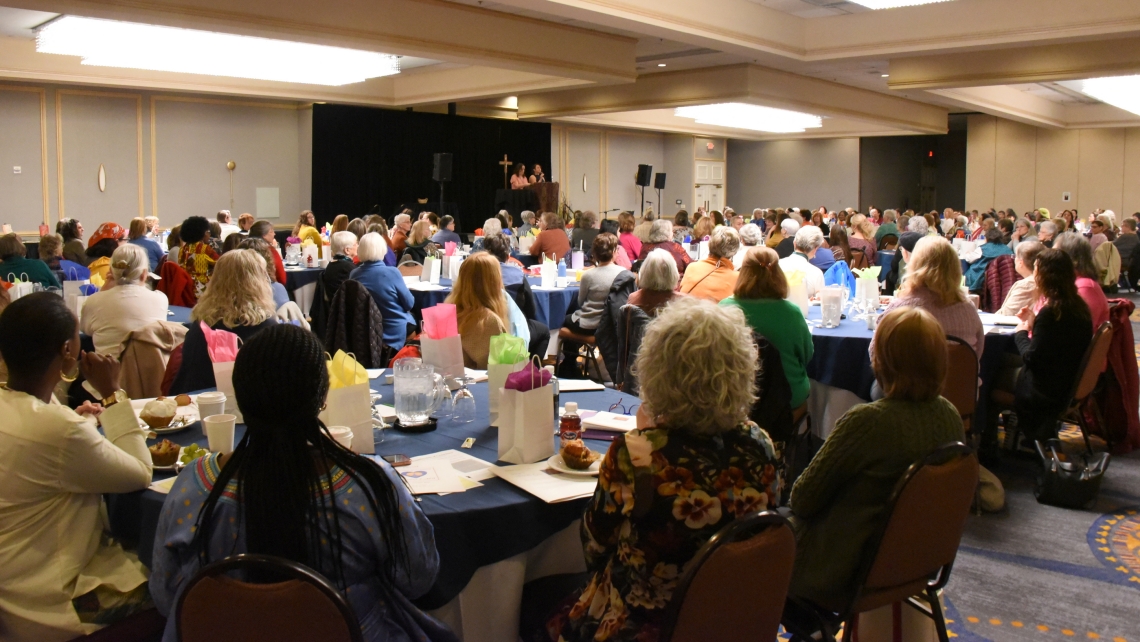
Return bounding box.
[312,103,551,233]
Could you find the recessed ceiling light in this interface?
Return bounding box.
[35,15,401,86]
[675,103,822,133]
[658,63,667,67]
[881,74,890,78]
[848,0,954,8]
[1061,75,1140,117]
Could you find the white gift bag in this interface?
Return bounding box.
[319,383,375,454]
[301,244,319,266]
[571,251,584,271]
[211,361,243,423]
[487,361,526,425]
[422,256,442,284]
[698,240,710,261]
[420,335,465,379]
[498,384,555,464]
[443,256,463,281]
[540,260,556,288]
[518,236,535,255]
[6,274,33,301]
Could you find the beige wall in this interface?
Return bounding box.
[966,114,1140,216]
[726,138,860,211]
[0,82,311,237]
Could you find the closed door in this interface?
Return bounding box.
[693,184,724,212]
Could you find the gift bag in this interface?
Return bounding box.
[200,322,243,422]
[319,350,375,454]
[301,243,319,266]
[420,304,465,379]
[421,256,442,284]
[498,360,555,464]
[824,261,856,299]
[5,274,33,301]
[540,256,556,288]
[446,256,462,281]
[488,334,528,424]
[518,236,535,255]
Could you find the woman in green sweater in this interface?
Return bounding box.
[720,246,814,408]
[788,306,964,609]
[0,233,59,289]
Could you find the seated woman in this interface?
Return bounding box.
[128,217,166,272]
[671,209,691,244]
[617,211,642,262]
[351,232,416,350]
[237,237,289,310]
[679,225,740,302]
[152,324,453,642]
[1052,232,1110,330]
[248,220,287,283]
[39,233,88,279]
[996,240,1043,316]
[292,209,324,258]
[879,236,984,361]
[558,233,630,377]
[401,219,435,264]
[446,253,512,368]
[471,217,502,253]
[323,230,359,301]
[0,233,60,288]
[482,233,550,359]
[79,244,169,355]
[529,212,572,263]
[169,250,277,394]
[638,219,692,275]
[627,248,683,316]
[846,214,877,266]
[600,220,632,269]
[548,298,781,641]
[964,226,1014,292]
[86,235,124,290]
[176,216,218,296]
[569,210,600,260]
[58,218,89,267]
[789,306,965,609]
[1004,249,1093,441]
[721,246,814,410]
[0,292,152,640]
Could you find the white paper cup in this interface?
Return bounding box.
[197,392,227,420]
[327,425,354,449]
[203,414,236,455]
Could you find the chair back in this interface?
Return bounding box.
[848,247,870,270]
[942,336,978,433]
[661,512,795,642]
[1073,322,1114,402]
[175,554,363,642]
[878,234,898,251]
[398,263,423,277]
[849,443,978,614]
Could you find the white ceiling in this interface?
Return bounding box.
[746,0,871,18]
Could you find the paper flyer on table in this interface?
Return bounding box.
[581,411,639,433]
[397,459,467,494]
[407,281,447,291]
[413,449,498,482]
[493,462,599,503]
[556,379,605,392]
[149,477,177,495]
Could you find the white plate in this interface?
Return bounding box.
[133,398,201,433]
[547,454,601,477]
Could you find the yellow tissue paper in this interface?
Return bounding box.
[327,350,369,389]
[852,266,881,280]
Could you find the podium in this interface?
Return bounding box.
[525,182,559,214]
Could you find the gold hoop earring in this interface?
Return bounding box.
[60,360,79,383]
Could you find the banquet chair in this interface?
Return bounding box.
[942,336,979,438]
[877,234,898,252]
[783,442,978,642]
[659,511,794,642]
[175,554,363,642]
[398,262,423,278]
[557,327,602,382]
[66,608,166,642]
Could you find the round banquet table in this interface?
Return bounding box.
[167,305,192,324]
[409,276,578,330]
[108,376,633,642]
[283,266,323,316]
[803,304,1016,438]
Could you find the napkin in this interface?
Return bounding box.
[327,350,369,389]
[200,322,239,363]
[852,266,881,280]
[423,303,458,339]
[823,261,856,298]
[504,362,551,391]
[489,334,528,366]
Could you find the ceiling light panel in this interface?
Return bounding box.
[846,0,954,9]
[674,103,823,133]
[1061,75,1140,117]
[36,16,400,86]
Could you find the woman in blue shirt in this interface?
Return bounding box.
[152,324,454,642]
[351,232,416,349]
[127,217,166,272]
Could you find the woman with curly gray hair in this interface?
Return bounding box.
[549,297,780,642]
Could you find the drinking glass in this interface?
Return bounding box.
[450,376,476,424]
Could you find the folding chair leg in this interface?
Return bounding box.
[926,588,950,642]
[841,617,855,642]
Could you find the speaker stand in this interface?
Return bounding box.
[656,188,662,217]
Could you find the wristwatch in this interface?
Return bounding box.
[101,389,129,408]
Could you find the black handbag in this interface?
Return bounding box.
[1034,439,1111,509]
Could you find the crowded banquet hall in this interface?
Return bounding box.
[3,1,1140,641]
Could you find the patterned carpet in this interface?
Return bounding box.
[938,294,1140,642]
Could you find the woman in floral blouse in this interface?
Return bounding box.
[176,216,218,296]
[548,298,781,642]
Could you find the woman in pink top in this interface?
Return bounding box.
[617,211,642,261]
[1053,233,1109,330]
[876,236,984,361]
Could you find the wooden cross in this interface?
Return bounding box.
[499,154,512,189]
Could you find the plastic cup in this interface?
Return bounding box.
[197,392,226,420]
[203,414,236,455]
[327,425,354,449]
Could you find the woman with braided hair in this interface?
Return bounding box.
[151,324,454,642]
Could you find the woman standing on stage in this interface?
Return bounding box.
[510,163,529,189]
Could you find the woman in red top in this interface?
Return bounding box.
[176,216,218,296]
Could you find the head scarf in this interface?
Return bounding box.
[88,222,126,248]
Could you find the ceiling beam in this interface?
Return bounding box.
[1,0,637,83]
[519,64,948,134]
[926,86,1067,129]
[888,36,1140,90]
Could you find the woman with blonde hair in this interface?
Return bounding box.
[846,213,877,265]
[169,250,278,393]
[721,246,814,408]
[788,306,964,609]
[445,253,511,368]
[78,243,168,354]
[691,215,714,242]
[401,219,436,264]
[879,236,984,360]
[549,298,780,641]
[292,210,324,257]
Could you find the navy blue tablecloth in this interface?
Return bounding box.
[410,276,578,330]
[804,305,1016,420]
[283,266,322,295]
[110,377,633,610]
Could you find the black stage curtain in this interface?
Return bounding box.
[311,104,550,234]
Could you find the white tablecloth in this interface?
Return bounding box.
[807,379,868,440]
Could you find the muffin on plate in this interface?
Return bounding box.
[140,398,178,428]
[561,440,600,470]
[149,439,181,466]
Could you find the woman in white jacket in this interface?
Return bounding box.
[0,292,152,641]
